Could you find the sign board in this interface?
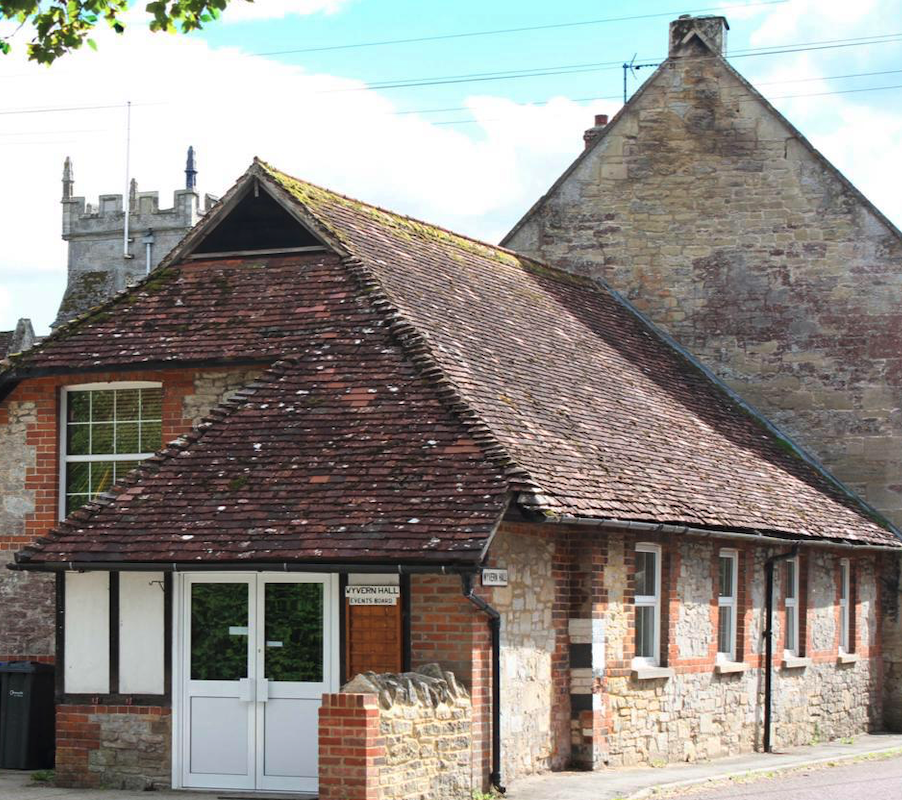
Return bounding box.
[481,568,509,587]
[345,585,400,606]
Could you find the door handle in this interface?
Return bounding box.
[237,677,254,703]
[257,678,269,703]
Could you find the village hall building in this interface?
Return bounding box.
[1,153,899,797]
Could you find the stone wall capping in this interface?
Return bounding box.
[781,656,812,670]
[838,653,860,665]
[631,666,675,681]
[714,661,749,675]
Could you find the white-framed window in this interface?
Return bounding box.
[839,559,851,654]
[784,557,800,657]
[717,549,738,662]
[60,382,163,518]
[634,543,662,667]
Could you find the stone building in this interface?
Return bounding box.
[503,13,902,727]
[0,318,35,359]
[2,160,899,796]
[55,148,214,327]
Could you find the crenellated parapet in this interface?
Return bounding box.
[53,150,216,328]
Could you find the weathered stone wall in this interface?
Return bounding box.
[183,369,265,425]
[55,705,171,790]
[320,667,472,800]
[505,29,902,534]
[598,529,882,766]
[0,367,264,660]
[489,524,558,781]
[0,398,54,660]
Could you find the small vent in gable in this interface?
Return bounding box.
[193,188,324,255]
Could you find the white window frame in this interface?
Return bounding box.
[716,548,739,663]
[839,559,851,654]
[633,543,662,668]
[59,381,163,520]
[784,557,800,657]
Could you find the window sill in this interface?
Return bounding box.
[781,656,811,670]
[631,666,675,681]
[715,661,749,675]
[838,652,859,665]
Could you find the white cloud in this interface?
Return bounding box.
[0,24,614,333]
[219,0,348,23]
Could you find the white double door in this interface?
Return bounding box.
[178,573,338,793]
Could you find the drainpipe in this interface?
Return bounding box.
[461,572,506,794]
[143,229,155,275]
[763,545,798,753]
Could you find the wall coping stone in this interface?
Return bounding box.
[342,663,469,710]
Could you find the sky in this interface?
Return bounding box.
[0,0,901,334]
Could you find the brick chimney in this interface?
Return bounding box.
[669,15,728,57]
[583,114,609,150]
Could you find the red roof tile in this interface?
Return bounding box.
[18,255,508,565]
[11,161,900,561]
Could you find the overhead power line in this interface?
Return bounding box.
[253,0,788,57]
[431,82,902,126]
[322,32,902,94]
[394,68,902,117]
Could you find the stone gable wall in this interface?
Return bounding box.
[505,40,902,533]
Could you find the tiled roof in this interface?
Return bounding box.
[18,254,508,565]
[12,161,900,561]
[0,330,11,358]
[4,254,345,372]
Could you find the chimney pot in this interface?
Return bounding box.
[583,114,609,150]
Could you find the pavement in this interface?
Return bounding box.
[2,733,902,799]
[659,755,902,799]
[506,732,902,800]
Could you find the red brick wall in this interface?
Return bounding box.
[318,693,383,800]
[0,367,249,660]
[409,574,491,789]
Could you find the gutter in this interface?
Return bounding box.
[7,560,485,574]
[544,516,902,553]
[461,572,506,795]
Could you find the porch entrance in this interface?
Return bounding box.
[177,573,337,793]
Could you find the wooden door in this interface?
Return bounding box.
[345,602,402,678]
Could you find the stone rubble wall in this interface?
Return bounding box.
[55,705,171,790]
[488,525,559,780]
[600,530,882,766]
[0,398,54,659]
[182,368,265,426]
[320,666,472,800]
